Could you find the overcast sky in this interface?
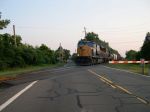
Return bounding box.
[1,0,150,57]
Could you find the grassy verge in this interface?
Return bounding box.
[106,63,150,76]
[0,63,65,78]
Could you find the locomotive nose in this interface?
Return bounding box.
[80,46,86,51]
[80,46,83,50]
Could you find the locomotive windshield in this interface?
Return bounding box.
[78,41,86,46]
[78,41,95,47]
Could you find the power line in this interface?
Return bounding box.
[109,42,142,45]
[15,25,150,35]
[90,22,150,30]
[110,41,143,44]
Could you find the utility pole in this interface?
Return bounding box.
[0,12,1,19]
[84,27,87,38]
[59,43,63,62]
[13,25,17,47]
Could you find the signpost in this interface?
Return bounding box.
[140,59,145,75]
[148,68,150,76]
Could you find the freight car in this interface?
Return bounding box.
[75,39,110,65]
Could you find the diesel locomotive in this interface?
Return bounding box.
[75,39,110,65]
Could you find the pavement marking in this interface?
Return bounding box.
[100,78,116,89]
[103,66,150,78]
[137,97,149,104]
[88,69,149,105]
[88,69,117,89]
[115,85,132,95]
[0,80,38,111]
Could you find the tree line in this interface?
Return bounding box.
[0,12,70,70]
[125,32,150,61]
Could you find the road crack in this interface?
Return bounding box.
[76,95,83,108]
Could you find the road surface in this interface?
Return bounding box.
[0,64,150,112]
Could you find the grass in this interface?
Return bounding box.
[106,63,150,76]
[0,63,65,78]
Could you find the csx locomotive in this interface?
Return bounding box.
[75,39,111,65]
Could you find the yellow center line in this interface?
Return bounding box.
[115,85,132,95]
[137,97,149,104]
[87,69,149,105]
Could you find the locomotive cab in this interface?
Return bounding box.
[77,40,96,57]
[75,39,109,65]
[76,40,97,65]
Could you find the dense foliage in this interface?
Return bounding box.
[0,12,70,70]
[125,50,137,60]
[0,34,59,70]
[140,33,150,60]
[0,12,10,29]
[125,32,150,60]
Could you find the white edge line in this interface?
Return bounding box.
[0,80,38,111]
[103,66,150,78]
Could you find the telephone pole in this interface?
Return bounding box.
[13,25,17,47]
[0,12,1,19]
[59,43,63,62]
[84,27,87,38]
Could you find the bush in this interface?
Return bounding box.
[0,34,69,70]
[0,59,8,70]
[13,56,26,67]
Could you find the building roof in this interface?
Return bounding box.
[57,43,63,50]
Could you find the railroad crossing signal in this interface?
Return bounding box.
[141,59,145,64]
[109,59,149,75]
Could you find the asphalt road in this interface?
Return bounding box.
[0,64,150,112]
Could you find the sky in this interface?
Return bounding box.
[0,0,150,57]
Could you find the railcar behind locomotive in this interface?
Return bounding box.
[75,39,110,65]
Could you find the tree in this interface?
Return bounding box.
[71,53,77,61]
[140,32,150,60]
[136,51,141,60]
[125,50,137,60]
[63,49,70,61]
[39,44,49,51]
[85,32,99,42]
[0,12,70,70]
[12,35,22,46]
[0,12,10,29]
[38,44,55,64]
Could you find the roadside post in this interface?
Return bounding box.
[148,66,150,76]
[140,59,145,75]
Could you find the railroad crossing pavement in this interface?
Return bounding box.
[0,65,150,112]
